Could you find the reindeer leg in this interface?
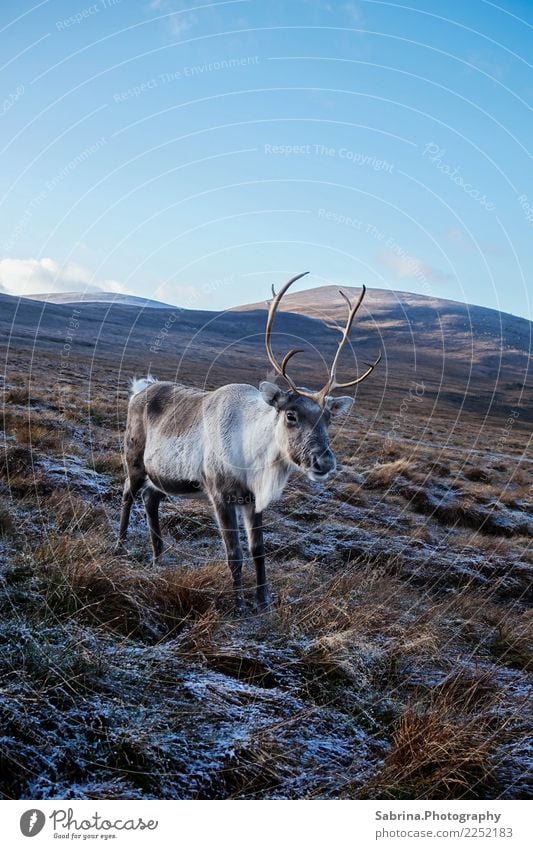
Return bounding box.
[209,493,244,613]
[115,474,145,554]
[142,484,165,566]
[242,502,270,609]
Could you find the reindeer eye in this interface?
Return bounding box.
[286,410,298,426]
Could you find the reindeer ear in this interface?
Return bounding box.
[259,382,289,409]
[324,395,353,418]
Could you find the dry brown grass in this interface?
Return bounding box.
[335,480,368,506]
[11,419,65,452]
[0,443,34,476]
[89,451,124,476]
[35,533,230,638]
[260,564,450,705]
[397,481,532,537]
[0,448,59,496]
[214,733,289,798]
[176,607,226,658]
[1,406,23,433]
[45,490,108,533]
[407,522,434,543]
[365,458,414,487]
[461,479,502,503]
[4,385,30,405]
[156,561,232,617]
[490,610,533,671]
[265,562,380,638]
[89,395,122,428]
[0,500,15,536]
[360,672,501,799]
[464,466,492,483]
[505,467,530,488]
[1,347,531,800]
[454,528,515,556]
[0,442,59,496]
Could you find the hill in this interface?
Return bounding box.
[22,291,175,309]
[236,284,531,387]
[0,285,530,423]
[0,282,531,800]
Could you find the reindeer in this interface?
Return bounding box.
[115,273,381,611]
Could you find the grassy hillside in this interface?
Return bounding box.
[0,288,531,799]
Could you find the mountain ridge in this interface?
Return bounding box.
[0,285,530,422]
[19,284,529,325]
[20,291,174,310]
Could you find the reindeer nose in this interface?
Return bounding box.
[311,449,336,475]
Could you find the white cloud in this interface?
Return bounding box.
[447,228,500,257]
[147,0,196,35]
[0,257,127,297]
[343,2,361,23]
[155,281,199,305]
[377,249,451,284]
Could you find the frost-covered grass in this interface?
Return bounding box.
[0,350,531,799]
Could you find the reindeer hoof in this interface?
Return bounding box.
[256,591,273,612]
[232,595,246,617]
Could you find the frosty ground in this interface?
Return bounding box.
[0,347,531,799]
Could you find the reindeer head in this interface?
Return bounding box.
[260,272,381,482]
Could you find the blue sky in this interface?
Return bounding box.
[0,0,531,318]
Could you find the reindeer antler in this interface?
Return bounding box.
[265,272,318,401]
[265,273,381,406]
[316,284,382,403]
